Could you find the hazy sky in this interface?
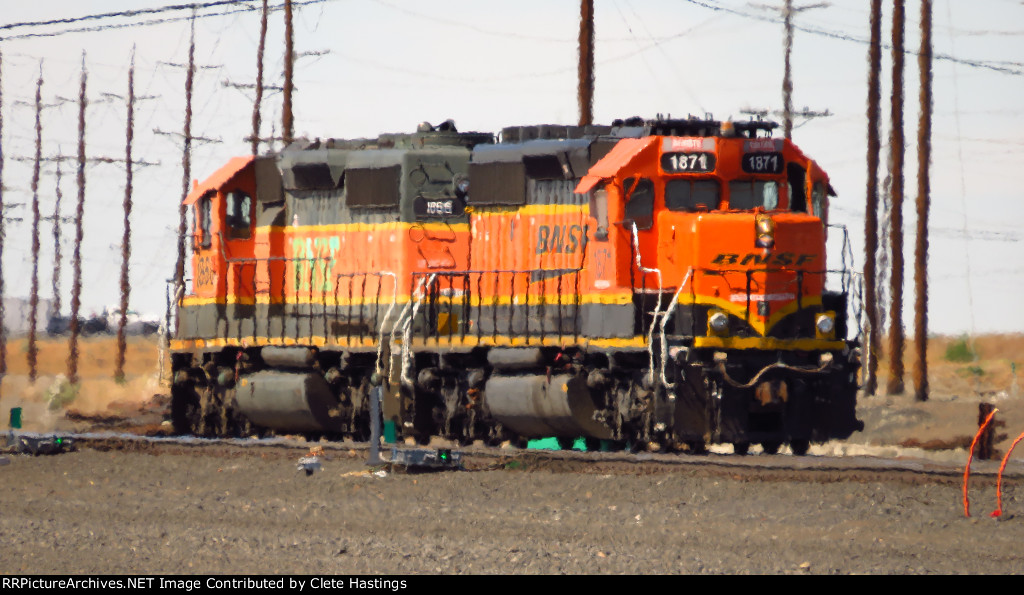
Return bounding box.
[0,0,1021,336]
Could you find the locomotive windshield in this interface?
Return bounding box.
[665,179,719,212]
[728,180,779,211]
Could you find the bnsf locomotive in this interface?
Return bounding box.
[170,116,862,455]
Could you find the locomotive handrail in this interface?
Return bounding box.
[658,268,695,391]
[326,271,400,378]
[410,265,585,345]
[400,274,438,386]
[631,221,664,385]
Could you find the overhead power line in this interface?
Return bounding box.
[0,0,334,41]
[0,1,256,32]
[682,0,1024,75]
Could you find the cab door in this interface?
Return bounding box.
[191,190,221,300]
[221,187,257,304]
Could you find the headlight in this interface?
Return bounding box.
[816,313,835,336]
[755,214,775,248]
[709,311,729,334]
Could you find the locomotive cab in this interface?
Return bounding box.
[576,118,860,453]
[180,156,259,338]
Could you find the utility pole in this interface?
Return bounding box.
[68,54,87,385]
[755,2,829,139]
[0,48,6,378]
[42,157,75,319]
[913,0,933,401]
[578,0,594,127]
[283,0,294,146]
[863,0,883,396]
[28,63,42,383]
[174,13,196,336]
[115,52,136,383]
[252,0,268,155]
[887,0,906,395]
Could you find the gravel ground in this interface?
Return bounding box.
[1,447,1022,575]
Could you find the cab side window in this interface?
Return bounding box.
[622,177,654,230]
[589,183,609,241]
[226,190,253,239]
[198,193,213,249]
[788,163,807,213]
[812,182,827,218]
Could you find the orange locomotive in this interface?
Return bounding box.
[170,116,862,454]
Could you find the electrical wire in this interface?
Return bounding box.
[681,0,1024,76]
[0,0,334,42]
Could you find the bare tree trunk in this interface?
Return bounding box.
[914,0,933,402]
[886,0,906,395]
[577,0,594,127]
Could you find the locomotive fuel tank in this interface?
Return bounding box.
[484,374,612,440]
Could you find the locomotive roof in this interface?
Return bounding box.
[275,116,778,157]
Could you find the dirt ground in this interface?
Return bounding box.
[1,334,1023,574]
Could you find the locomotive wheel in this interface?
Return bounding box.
[790,439,810,456]
[761,441,782,455]
[733,441,750,455]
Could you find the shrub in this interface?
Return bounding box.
[46,376,79,411]
[944,336,975,363]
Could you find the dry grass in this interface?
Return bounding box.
[1,333,1021,443]
[871,333,1024,399]
[1,335,166,432]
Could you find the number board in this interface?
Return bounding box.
[741,152,784,174]
[413,196,464,219]
[661,152,716,173]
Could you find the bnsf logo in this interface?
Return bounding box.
[536,224,586,255]
[712,253,817,266]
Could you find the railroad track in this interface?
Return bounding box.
[7,429,1023,486]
